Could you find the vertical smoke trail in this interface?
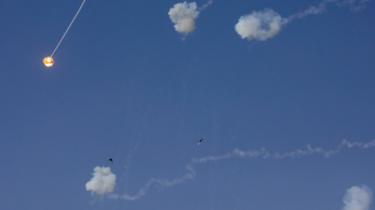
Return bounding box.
[51,0,87,57]
[106,139,375,201]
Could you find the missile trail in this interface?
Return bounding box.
[110,139,375,201]
[51,0,87,57]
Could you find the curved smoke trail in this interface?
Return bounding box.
[109,139,375,201]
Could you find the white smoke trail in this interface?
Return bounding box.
[286,0,371,22]
[51,0,87,57]
[109,165,196,200]
[193,139,375,163]
[199,0,214,11]
[108,139,375,201]
[285,1,328,22]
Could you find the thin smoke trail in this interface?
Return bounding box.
[285,0,371,23]
[193,139,375,163]
[51,0,87,57]
[124,138,143,171]
[110,165,196,200]
[285,0,332,23]
[110,139,375,201]
[199,0,214,11]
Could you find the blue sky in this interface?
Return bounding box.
[0,0,375,209]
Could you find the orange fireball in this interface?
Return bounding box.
[43,56,54,68]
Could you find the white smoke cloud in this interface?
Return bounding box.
[235,9,285,41]
[235,0,371,41]
[342,186,373,210]
[85,167,116,196]
[168,2,200,35]
[168,1,213,36]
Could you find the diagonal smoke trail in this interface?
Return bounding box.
[285,0,371,23]
[110,139,375,201]
[199,0,214,11]
[51,0,87,57]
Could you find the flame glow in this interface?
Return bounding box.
[43,56,54,68]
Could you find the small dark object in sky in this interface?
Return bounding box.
[197,137,207,145]
[108,158,113,163]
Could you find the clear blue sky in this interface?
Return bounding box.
[1,0,375,209]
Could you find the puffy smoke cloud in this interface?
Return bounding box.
[235,9,285,41]
[85,167,116,196]
[168,2,200,35]
[235,0,370,42]
[342,186,373,210]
